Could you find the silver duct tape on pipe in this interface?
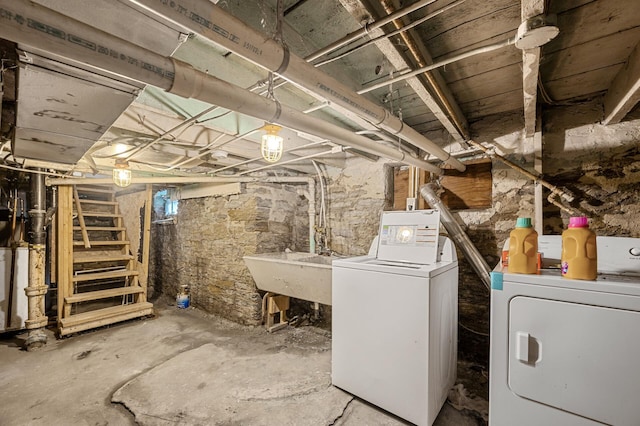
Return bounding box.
[134,0,466,172]
[0,0,441,174]
[420,183,491,291]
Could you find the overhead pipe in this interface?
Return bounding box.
[134,0,465,172]
[305,0,438,62]
[378,0,468,138]
[358,37,516,94]
[466,140,575,203]
[314,0,467,67]
[0,0,441,174]
[420,183,491,291]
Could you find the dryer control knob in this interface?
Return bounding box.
[630,247,640,256]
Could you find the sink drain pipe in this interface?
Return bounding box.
[420,183,491,291]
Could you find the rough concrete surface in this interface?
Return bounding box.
[0,301,485,425]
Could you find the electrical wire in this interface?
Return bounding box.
[0,163,76,177]
[460,322,489,337]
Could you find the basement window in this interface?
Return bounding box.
[390,159,492,210]
[154,189,179,218]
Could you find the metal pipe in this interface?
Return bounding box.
[420,183,491,291]
[0,0,441,174]
[237,147,340,176]
[378,0,467,138]
[46,176,311,186]
[466,139,575,203]
[358,37,516,94]
[211,141,328,174]
[124,104,221,160]
[25,169,48,350]
[134,0,465,172]
[314,0,466,68]
[305,0,438,62]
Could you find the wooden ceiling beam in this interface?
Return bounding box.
[521,0,545,137]
[603,42,640,125]
[338,0,468,142]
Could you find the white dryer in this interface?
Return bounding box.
[490,235,640,426]
[332,210,458,426]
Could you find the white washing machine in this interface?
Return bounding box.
[332,210,458,426]
[490,235,640,426]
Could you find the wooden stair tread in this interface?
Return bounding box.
[74,212,122,218]
[72,269,138,282]
[74,254,134,263]
[58,302,154,333]
[73,226,126,231]
[78,200,117,205]
[73,240,129,246]
[65,286,144,304]
[75,187,115,194]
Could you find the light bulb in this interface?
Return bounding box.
[261,124,283,162]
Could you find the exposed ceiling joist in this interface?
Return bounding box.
[602,42,640,125]
[338,0,468,142]
[521,0,545,137]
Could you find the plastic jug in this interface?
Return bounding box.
[561,216,597,280]
[508,217,538,274]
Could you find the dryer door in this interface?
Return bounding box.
[508,296,640,425]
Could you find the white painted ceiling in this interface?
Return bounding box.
[1,0,639,178]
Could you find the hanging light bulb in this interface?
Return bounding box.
[112,158,132,187]
[261,124,284,162]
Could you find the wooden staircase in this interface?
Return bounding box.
[56,185,153,336]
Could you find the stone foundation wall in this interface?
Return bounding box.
[149,182,309,325]
[324,103,640,366]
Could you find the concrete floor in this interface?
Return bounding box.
[0,300,487,425]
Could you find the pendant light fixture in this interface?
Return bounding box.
[113,158,132,187]
[260,2,286,164]
[261,124,284,162]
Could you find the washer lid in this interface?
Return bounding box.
[332,255,457,278]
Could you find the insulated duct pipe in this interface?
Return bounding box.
[0,0,441,174]
[25,169,48,350]
[134,0,466,172]
[420,183,491,291]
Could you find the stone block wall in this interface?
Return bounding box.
[149,182,309,325]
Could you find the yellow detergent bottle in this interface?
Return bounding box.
[508,217,538,274]
[561,216,597,280]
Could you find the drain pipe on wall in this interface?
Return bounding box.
[420,183,491,291]
[465,140,581,216]
[0,0,442,175]
[24,170,49,350]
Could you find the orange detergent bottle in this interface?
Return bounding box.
[508,217,538,274]
[561,216,597,280]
